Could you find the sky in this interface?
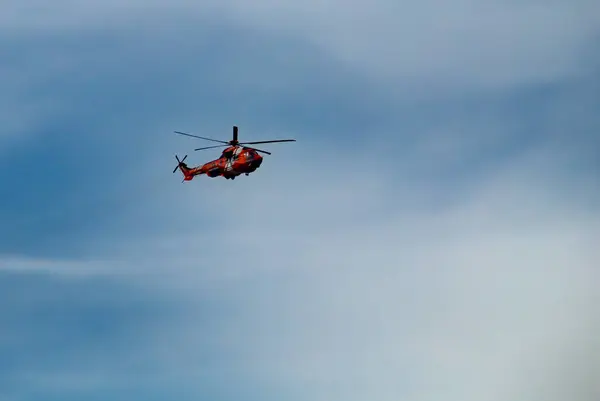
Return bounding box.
[1,1,599,400]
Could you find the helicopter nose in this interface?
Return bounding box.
[248,157,262,171]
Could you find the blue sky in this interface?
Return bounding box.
[1,1,599,400]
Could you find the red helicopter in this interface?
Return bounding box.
[172,125,295,181]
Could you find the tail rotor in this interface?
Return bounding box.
[172,154,188,173]
[173,155,192,182]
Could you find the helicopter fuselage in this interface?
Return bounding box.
[185,146,263,180]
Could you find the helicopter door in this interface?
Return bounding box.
[226,147,243,172]
[225,158,233,172]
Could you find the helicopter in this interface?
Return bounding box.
[172,125,296,181]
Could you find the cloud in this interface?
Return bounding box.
[3,109,597,400]
[116,141,598,401]
[1,1,599,400]
[17,129,588,400]
[3,0,599,93]
[0,256,127,277]
[0,262,191,401]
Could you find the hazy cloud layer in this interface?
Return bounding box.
[3,0,600,92]
[4,137,597,400]
[1,1,599,400]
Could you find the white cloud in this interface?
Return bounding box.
[2,1,598,398]
[217,0,600,90]
[3,127,597,401]
[82,138,597,401]
[3,0,599,93]
[0,255,127,277]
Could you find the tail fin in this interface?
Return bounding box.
[172,155,193,182]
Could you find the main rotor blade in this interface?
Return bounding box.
[239,139,296,145]
[194,145,228,151]
[174,131,229,144]
[242,145,271,155]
